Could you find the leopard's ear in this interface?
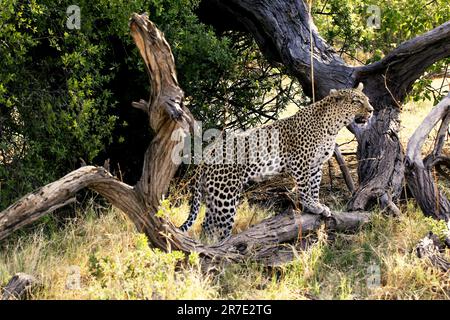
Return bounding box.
[356,82,364,91]
[329,88,338,95]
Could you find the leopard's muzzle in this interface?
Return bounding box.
[354,113,372,124]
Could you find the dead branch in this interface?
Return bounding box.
[333,144,355,194]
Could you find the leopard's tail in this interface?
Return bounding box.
[179,172,202,232]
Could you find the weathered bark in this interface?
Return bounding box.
[416,232,450,273]
[0,167,146,240]
[356,22,450,102]
[0,14,372,266]
[198,0,450,211]
[348,108,404,215]
[199,0,354,98]
[405,94,450,221]
[2,273,37,300]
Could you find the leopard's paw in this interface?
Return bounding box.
[320,205,332,218]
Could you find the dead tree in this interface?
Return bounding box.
[1,1,449,267]
[0,14,371,266]
[405,93,450,221]
[197,0,450,213]
[405,94,450,270]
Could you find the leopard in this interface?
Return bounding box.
[179,83,373,242]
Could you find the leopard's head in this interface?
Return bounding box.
[329,83,374,124]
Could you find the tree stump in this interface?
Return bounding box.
[2,273,37,300]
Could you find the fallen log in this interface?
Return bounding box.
[0,165,371,265]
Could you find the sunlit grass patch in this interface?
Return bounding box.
[0,207,217,300]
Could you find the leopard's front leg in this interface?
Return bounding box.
[309,164,331,217]
[290,161,331,216]
[310,165,323,202]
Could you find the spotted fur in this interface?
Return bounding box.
[180,83,373,242]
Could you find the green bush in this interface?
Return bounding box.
[0,0,299,209]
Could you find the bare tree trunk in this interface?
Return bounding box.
[2,273,37,300]
[198,0,450,211]
[405,94,450,221]
[348,107,404,215]
[0,14,372,266]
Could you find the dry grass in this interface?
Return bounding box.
[0,206,217,300]
[0,199,449,300]
[1,97,449,300]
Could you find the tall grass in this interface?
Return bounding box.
[1,200,448,300]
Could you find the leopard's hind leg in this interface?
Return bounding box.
[202,182,241,242]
